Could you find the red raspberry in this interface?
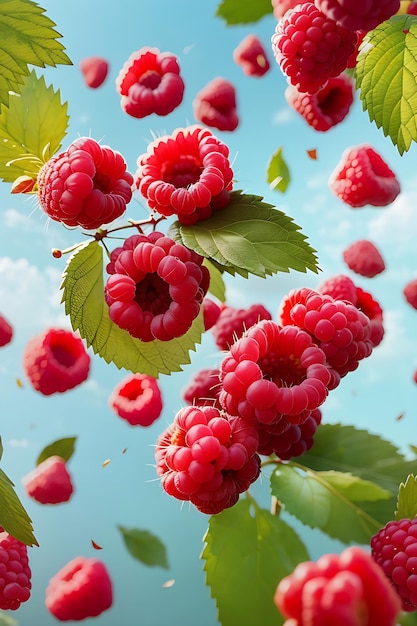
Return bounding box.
[193,78,239,132]
[104,232,210,342]
[181,368,222,409]
[275,546,401,625]
[23,456,74,505]
[109,373,163,427]
[329,144,401,208]
[134,125,234,225]
[23,328,91,395]
[0,314,13,347]
[403,278,417,310]
[212,303,272,351]
[285,73,354,131]
[314,0,400,31]
[155,405,261,514]
[233,34,271,77]
[343,239,386,278]
[371,517,417,612]
[37,137,133,230]
[408,1,417,15]
[271,0,301,19]
[355,286,384,348]
[271,3,358,94]
[317,274,358,305]
[413,369,417,384]
[45,556,113,620]
[219,320,331,430]
[0,527,31,611]
[79,56,109,88]
[202,298,222,331]
[257,407,322,458]
[346,30,367,69]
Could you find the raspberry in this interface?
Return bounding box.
[314,0,400,31]
[23,328,91,395]
[202,297,222,331]
[275,546,401,625]
[271,3,358,94]
[329,144,401,208]
[0,527,31,611]
[257,407,322,458]
[317,274,358,305]
[346,30,367,69]
[371,517,417,611]
[233,34,271,77]
[403,278,417,310]
[0,314,13,347]
[23,456,74,505]
[104,232,210,342]
[109,373,163,426]
[285,73,354,131]
[408,1,417,15]
[37,137,134,230]
[79,56,109,88]
[219,320,331,430]
[116,47,184,118]
[134,125,234,225]
[155,405,261,514]
[355,286,384,348]
[193,78,239,132]
[343,239,386,278]
[212,303,272,351]
[271,0,301,19]
[45,556,112,620]
[181,368,222,409]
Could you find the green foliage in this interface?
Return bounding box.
[399,611,417,625]
[202,498,309,626]
[395,474,417,520]
[0,467,37,546]
[215,0,272,25]
[0,612,17,626]
[60,240,204,377]
[0,0,71,110]
[203,258,226,302]
[118,526,169,569]
[36,436,77,466]
[168,191,319,279]
[266,147,291,193]
[355,15,417,154]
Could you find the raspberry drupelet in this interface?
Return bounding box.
[315,0,400,32]
[0,527,31,611]
[181,368,222,409]
[211,303,272,351]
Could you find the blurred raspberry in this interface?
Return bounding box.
[0,314,13,347]
[0,527,31,611]
[202,298,222,330]
[109,373,163,426]
[346,30,367,69]
[193,77,239,131]
[23,456,74,505]
[271,0,301,19]
[233,34,270,77]
[317,274,358,305]
[355,286,384,348]
[181,368,222,409]
[404,278,417,310]
[407,1,417,14]
[212,303,272,351]
[315,0,400,31]
[343,239,386,278]
[79,56,109,88]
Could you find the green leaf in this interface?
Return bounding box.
[169,191,319,279]
[202,498,309,626]
[36,436,77,466]
[0,468,37,546]
[215,0,272,24]
[399,611,417,625]
[60,240,204,377]
[118,526,169,569]
[396,474,417,520]
[0,611,17,626]
[0,70,69,183]
[0,0,71,110]
[355,15,417,154]
[203,258,226,302]
[266,147,291,193]
[271,465,388,544]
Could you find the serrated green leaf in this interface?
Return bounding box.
[203,258,226,302]
[0,70,69,183]
[0,0,71,110]
[36,436,77,466]
[118,526,169,569]
[395,474,417,520]
[60,240,204,377]
[266,147,291,193]
[215,0,272,24]
[355,16,417,154]
[318,470,391,502]
[0,468,37,546]
[202,498,309,626]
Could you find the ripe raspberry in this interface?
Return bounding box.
[413,369,417,384]
[134,125,234,225]
[355,286,384,348]
[371,517,417,612]
[23,456,74,505]
[403,278,417,310]
[219,320,331,430]
[109,373,163,427]
[193,78,239,132]
[104,232,210,342]
[314,0,400,31]
[271,0,301,19]
[317,274,358,305]
[257,407,322,458]
[329,144,401,208]
[0,527,31,611]
[23,328,91,395]
[275,546,401,625]
[202,298,222,331]
[343,239,386,278]
[45,556,112,620]
[408,2,417,15]
[285,73,354,131]
[271,3,358,94]
[346,30,367,69]
[212,303,272,351]
[79,56,109,89]
[0,314,13,347]
[155,405,261,514]
[181,368,222,409]
[37,137,134,230]
[233,34,271,77]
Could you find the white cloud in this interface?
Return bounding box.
[367,190,417,248]
[272,107,294,125]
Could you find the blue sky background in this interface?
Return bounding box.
[1,0,417,624]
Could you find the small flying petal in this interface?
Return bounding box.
[307,149,317,160]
